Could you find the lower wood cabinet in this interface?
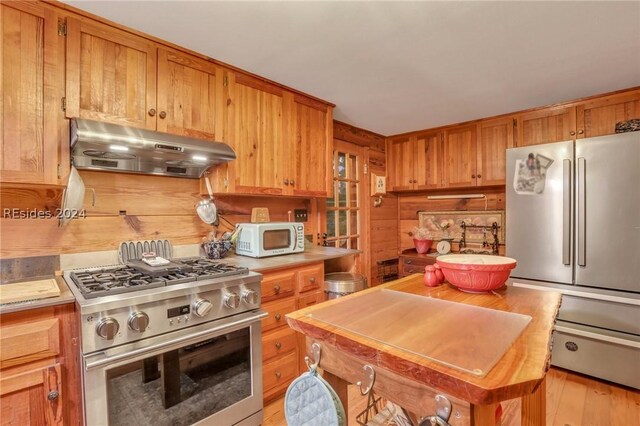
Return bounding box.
[0,303,81,426]
[260,262,326,402]
[399,249,437,277]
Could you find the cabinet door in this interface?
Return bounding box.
[0,3,64,184]
[476,117,514,186]
[291,95,330,197]
[66,17,157,129]
[0,364,63,425]
[157,48,225,140]
[231,75,284,194]
[443,125,477,188]
[413,132,442,190]
[386,136,414,191]
[515,106,576,146]
[576,90,640,138]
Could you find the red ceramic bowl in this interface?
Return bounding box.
[436,254,517,293]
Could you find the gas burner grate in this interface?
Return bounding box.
[70,267,165,299]
[177,258,249,281]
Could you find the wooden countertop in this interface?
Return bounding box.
[0,276,76,315]
[286,274,562,405]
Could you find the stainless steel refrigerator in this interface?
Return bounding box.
[506,131,640,389]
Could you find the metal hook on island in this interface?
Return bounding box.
[304,342,321,371]
[356,364,376,396]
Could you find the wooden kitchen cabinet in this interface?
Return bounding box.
[260,262,327,402]
[0,304,81,426]
[398,249,437,277]
[387,132,443,191]
[515,106,576,147]
[65,17,157,130]
[289,95,332,197]
[476,117,514,186]
[157,48,230,141]
[0,2,66,185]
[443,125,477,188]
[576,89,640,138]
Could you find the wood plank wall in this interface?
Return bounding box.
[0,170,314,258]
[398,187,506,254]
[333,121,397,286]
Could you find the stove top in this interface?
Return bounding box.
[69,257,249,299]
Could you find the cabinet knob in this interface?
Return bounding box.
[148,108,156,117]
[48,390,59,401]
[275,313,282,321]
[406,259,412,264]
[310,277,316,284]
[159,111,167,119]
[290,179,295,186]
[471,174,476,179]
[284,179,289,186]
[275,371,282,379]
[274,284,281,294]
[578,129,584,135]
[570,131,576,136]
[275,342,282,350]
[477,174,482,178]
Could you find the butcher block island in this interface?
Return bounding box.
[286,274,562,426]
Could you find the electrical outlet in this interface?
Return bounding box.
[294,209,308,222]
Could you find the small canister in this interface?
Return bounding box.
[434,264,445,284]
[424,265,440,287]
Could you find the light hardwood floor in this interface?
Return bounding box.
[263,367,640,425]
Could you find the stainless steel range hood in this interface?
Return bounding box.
[70,118,235,178]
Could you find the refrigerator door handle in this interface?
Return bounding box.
[577,157,586,266]
[563,159,572,265]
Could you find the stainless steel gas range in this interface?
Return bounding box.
[63,253,266,426]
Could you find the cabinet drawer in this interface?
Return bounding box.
[263,351,298,401]
[297,291,325,309]
[552,322,640,389]
[0,318,60,369]
[262,297,296,333]
[261,270,296,302]
[262,327,297,362]
[297,264,323,294]
[399,256,435,277]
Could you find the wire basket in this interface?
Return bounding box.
[376,258,399,284]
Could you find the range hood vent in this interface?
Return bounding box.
[70,118,235,178]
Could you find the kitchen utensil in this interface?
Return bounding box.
[423,265,440,287]
[202,240,232,259]
[436,254,516,293]
[59,166,86,227]
[196,176,218,225]
[0,278,61,304]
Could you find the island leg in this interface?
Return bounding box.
[322,370,349,422]
[521,377,546,426]
[471,402,500,426]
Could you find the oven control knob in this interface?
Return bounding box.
[96,317,119,340]
[242,290,258,305]
[224,293,240,309]
[193,298,213,318]
[128,311,150,332]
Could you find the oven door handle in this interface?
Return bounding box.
[84,310,267,371]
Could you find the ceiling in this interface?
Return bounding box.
[64,1,640,136]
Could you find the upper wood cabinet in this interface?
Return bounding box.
[229,74,285,195]
[387,136,414,191]
[387,132,442,191]
[577,90,640,138]
[65,17,157,129]
[157,48,228,141]
[443,125,477,188]
[0,2,65,185]
[476,117,514,186]
[515,106,575,147]
[290,95,332,197]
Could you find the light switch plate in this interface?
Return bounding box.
[294,209,308,222]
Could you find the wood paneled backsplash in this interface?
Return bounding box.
[398,188,505,252]
[0,170,316,259]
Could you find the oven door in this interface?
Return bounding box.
[83,310,267,426]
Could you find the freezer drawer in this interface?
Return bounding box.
[558,295,640,336]
[552,321,640,389]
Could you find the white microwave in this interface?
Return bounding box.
[235,222,305,258]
